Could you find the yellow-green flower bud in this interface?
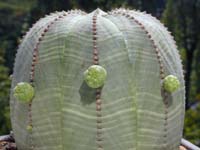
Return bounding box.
[14,82,34,103]
[84,65,107,88]
[26,125,33,132]
[163,75,180,93]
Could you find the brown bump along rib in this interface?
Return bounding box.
[92,13,103,149]
[111,10,169,149]
[28,10,86,149]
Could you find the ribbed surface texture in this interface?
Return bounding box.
[10,9,185,150]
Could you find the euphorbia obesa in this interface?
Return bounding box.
[10,8,185,150]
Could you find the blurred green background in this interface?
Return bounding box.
[0,0,199,146]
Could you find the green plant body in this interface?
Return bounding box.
[10,9,185,150]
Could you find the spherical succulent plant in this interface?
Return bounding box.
[10,8,185,150]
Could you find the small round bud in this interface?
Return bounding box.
[14,82,34,102]
[163,75,180,93]
[84,65,107,88]
[26,125,33,132]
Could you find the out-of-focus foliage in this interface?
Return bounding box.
[163,0,200,146]
[0,1,35,71]
[184,104,200,146]
[0,53,10,134]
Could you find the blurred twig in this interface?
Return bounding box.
[181,138,200,150]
